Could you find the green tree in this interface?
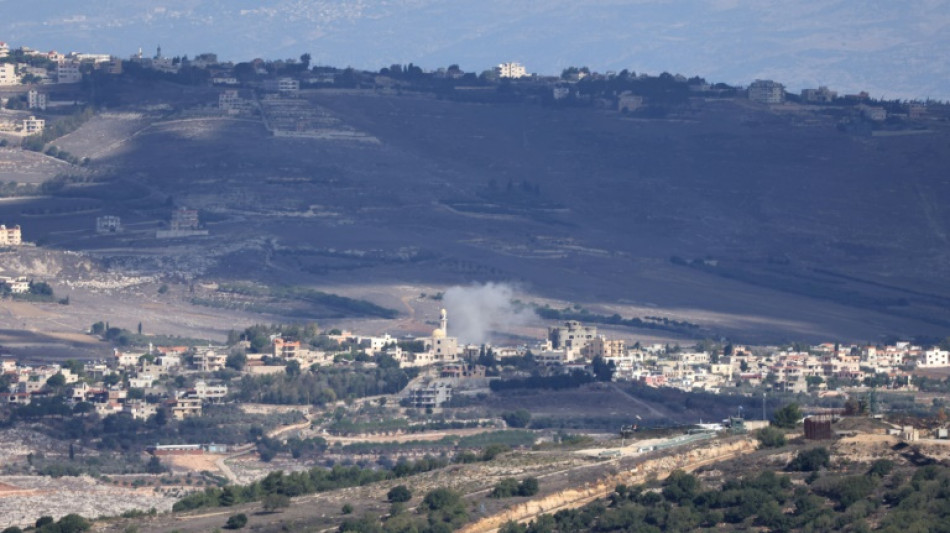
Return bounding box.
[146,456,166,474]
[592,356,614,382]
[756,426,787,448]
[262,493,290,513]
[518,477,539,497]
[226,351,247,371]
[224,513,247,529]
[772,403,803,429]
[491,478,520,498]
[502,409,531,428]
[786,447,831,472]
[46,373,66,389]
[52,514,91,533]
[387,484,412,503]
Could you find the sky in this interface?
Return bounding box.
[1,0,948,100]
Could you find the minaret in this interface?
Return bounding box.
[440,308,447,336]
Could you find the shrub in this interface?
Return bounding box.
[341,503,354,514]
[787,447,831,472]
[772,403,803,429]
[262,493,290,513]
[868,459,894,477]
[224,513,247,529]
[502,409,532,428]
[387,484,412,503]
[756,426,787,448]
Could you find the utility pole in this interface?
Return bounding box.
[763,392,767,421]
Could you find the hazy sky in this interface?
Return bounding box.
[2,0,948,99]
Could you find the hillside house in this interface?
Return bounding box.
[0,63,17,85]
[748,79,785,105]
[56,61,82,84]
[496,62,527,79]
[0,225,22,246]
[22,116,45,134]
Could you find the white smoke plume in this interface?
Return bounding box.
[442,282,534,344]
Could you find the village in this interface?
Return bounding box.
[0,302,941,419]
[0,37,940,141]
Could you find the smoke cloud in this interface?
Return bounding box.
[442,282,534,344]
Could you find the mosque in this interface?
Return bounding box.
[403,308,459,366]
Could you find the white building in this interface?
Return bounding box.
[263,77,300,93]
[96,216,122,233]
[496,62,527,79]
[56,61,82,84]
[801,86,837,103]
[194,381,228,401]
[0,225,22,246]
[920,349,950,368]
[0,276,29,294]
[28,89,47,110]
[748,79,785,105]
[406,380,453,408]
[0,42,9,59]
[22,116,45,134]
[0,63,17,85]
[419,308,460,363]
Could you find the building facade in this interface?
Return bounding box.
[496,62,527,79]
[0,63,17,85]
[0,225,21,246]
[748,79,785,105]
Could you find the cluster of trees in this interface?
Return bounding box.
[233,358,417,405]
[226,322,322,353]
[254,435,327,462]
[1,279,57,302]
[500,455,914,533]
[2,513,91,533]
[340,487,469,533]
[173,456,453,513]
[502,409,532,428]
[489,370,594,392]
[491,477,539,498]
[535,306,701,334]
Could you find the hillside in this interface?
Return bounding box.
[3,81,950,343]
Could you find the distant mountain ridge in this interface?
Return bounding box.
[1,0,948,99]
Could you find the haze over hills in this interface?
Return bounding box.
[2,0,950,100]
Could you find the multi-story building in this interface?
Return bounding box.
[496,62,527,79]
[27,89,47,110]
[169,395,202,419]
[582,336,626,359]
[0,225,21,246]
[96,215,122,233]
[22,116,45,134]
[263,77,300,93]
[124,400,157,420]
[0,276,30,294]
[920,349,950,368]
[406,380,453,408]
[194,381,228,401]
[195,349,227,372]
[801,86,837,103]
[0,63,17,85]
[0,42,9,59]
[56,61,82,84]
[273,338,301,359]
[170,208,199,230]
[748,79,785,105]
[548,321,597,358]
